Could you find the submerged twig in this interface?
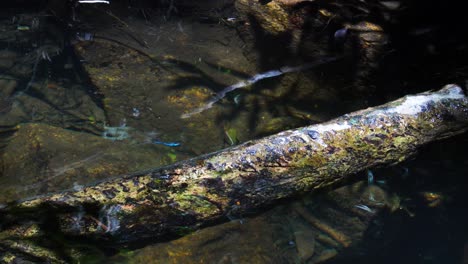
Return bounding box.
[180,56,339,118]
[22,152,104,191]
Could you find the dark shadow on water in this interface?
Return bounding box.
[162,58,228,92]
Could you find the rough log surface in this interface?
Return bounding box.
[1,85,467,245]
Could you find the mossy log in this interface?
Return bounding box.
[1,85,467,247]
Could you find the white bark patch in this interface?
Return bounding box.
[387,84,464,115]
[313,123,352,133]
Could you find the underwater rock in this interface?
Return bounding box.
[124,216,285,263]
[293,223,316,261]
[236,0,290,35]
[0,123,187,203]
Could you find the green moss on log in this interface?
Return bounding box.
[1,85,467,256]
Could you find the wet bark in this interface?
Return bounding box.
[1,85,467,250]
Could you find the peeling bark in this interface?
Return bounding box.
[1,85,467,248]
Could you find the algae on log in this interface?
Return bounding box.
[1,85,467,245]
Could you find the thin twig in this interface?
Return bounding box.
[181,56,340,118]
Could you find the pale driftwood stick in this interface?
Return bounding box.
[1,85,467,248]
[180,56,339,118]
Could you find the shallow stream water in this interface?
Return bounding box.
[0,1,467,263]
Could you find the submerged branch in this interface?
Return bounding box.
[181,56,339,118]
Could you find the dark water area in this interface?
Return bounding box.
[0,0,467,263]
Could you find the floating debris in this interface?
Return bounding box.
[354,204,373,213]
[224,127,239,146]
[102,125,130,141]
[76,32,94,41]
[379,1,401,10]
[334,28,348,41]
[16,25,30,31]
[132,107,141,117]
[419,191,444,208]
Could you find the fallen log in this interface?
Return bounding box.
[1,84,467,248]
